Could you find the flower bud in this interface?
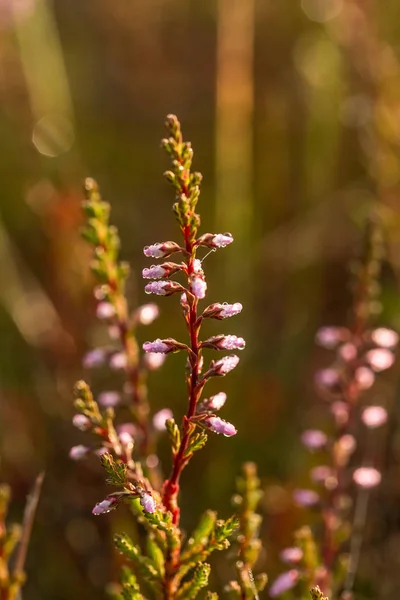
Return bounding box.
[365,348,394,371]
[145,280,185,296]
[315,326,349,349]
[361,405,388,428]
[83,348,106,369]
[153,409,174,431]
[280,547,303,564]
[197,233,234,248]
[98,391,120,407]
[293,489,319,507]
[96,302,115,320]
[110,352,128,370]
[72,414,91,431]
[371,327,399,348]
[142,262,183,280]
[206,354,240,377]
[269,570,300,597]
[202,302,243,319]
[143,241,181,259]
[202,334,245,351]
[190,274,207,299]
[301,429,327,450]
[205,416,237,436]
[140,491,156,513]
[92,495,120,515]
[69,445,90,460]
[143,338,187,354]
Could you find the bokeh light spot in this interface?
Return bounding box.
[32,114,74,157]
[301,0,343,23]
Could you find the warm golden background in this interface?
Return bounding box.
[2,0,400,598]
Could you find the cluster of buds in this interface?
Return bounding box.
[270,221,397,598]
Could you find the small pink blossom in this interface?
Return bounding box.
[142,265,167,279]
[193,259,203,274]
[220,302,243,318]
[315,368,340,390]
[119,431,134,447]
[371,327,399,348]
[110,352,128,370]
[355,366,375,390]
[135,303,159,325]
[145,281,183,296]
[212,354,240,376]
[301,429,328,450]
[143,241,180,259]
[98,391,120,407]
[108,325,120,339]
[212,233,234,248]
[293,489,319,507]
[340,343,357,362]
[353,467,382,488]
[218,335,246,350]
[140,492,156,513]
[208,392,227,411]
[72,414,91,431]
[206,416,237,437]
[269,570,300,597]
[315,326,348,349]
[310,465,333,484]
[69,445,89,460]
[153,409,173,431]
[96,302,115,319]
[117,423,138,438]
[361,406,388,428]
[330,401,349,426]
[92,495,119,515]
[280,547,303,564]
[144,352,166,370]
[143,339,170,353]
[190,275,207,299]
[366,348,394,372]
[83,348,106,369]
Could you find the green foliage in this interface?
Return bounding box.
[101,452,128,487]
[176,563,211,600]
[310,586,329,600]
[185,430,208,457]
[166,418,181,456]
[114,534,162,597]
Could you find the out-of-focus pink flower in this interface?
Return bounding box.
[310,465,333,484]
[119,431,134,447]
[293,489,319,507]
[205,416,237,437]
[353,467,381,488]
[110,352,128,370]
[361,406,388,428]
[366,348,394,372]
[269,570,300,597]
[208,392,227,411]
[143,339,170,353]
[280,547,303,564]
[96,302,115,319]
[209,355,240,376]
[153,409,173,431]
[135,304,159,325]
[315,368,340,390]
[140,492,156,513]
[339,343,357,362]
[98,391,121,407]
[69,445,89,460]
[212,233,233,248]
[300,429,328,450]
[371,327,399,348]
[355,366,375,390]
[315,326,348,349]
[144,352,166,370]
[83,348,106,368]
[72,414,91,431]
[330,401,349,426]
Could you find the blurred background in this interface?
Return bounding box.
[2,0,400,598]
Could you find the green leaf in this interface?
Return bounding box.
[100,453,128,487]
[186,510,217,549]
[114,534,162,596]
[165,419,181,456]
[185,431,207,457]
[146,534,165,578]
[310,586,329,600]
[176,563,211,600]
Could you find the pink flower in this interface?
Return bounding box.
[269,570,300,597]
[144,352,166,370]
[371,327,399,348]
[330,401,349,426]
[203,302,243,319]
[353,467,381,488]
[315,368,340,390]
[366,348,394,372]
[96,302,115,319]
[69,445,89,460]
[143,339,170,353]
[310,465,333,484]
[339,343,357,362]
[293,489,319,507]
[280,547,303,564]
[145,281,184,296]
[98,391,120,407]
[212,233,233,248]
[135,303,159,325]
[190,275,207,299]
[72,414,91,431]
[142,265,167,279]
[119,431,134,447]
[208,392,227,411]
[153,409,173,431]
[361,406,388,428]
[206,416,237,437]
[315,326,348,349]
[140,492,156,513]
[143,241,180,258]
[110,352,128,370]
[210,354,240,376]
[355,366,375,390]
[83,348,106,369]
[301,429,327,450]
[202,334,245,351]
[92,495,119,515]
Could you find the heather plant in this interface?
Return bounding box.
[270,220,397,599]
[71,115,267,599]
[0,475,43,600]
